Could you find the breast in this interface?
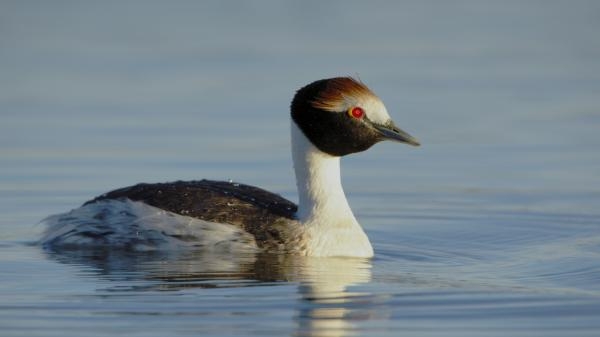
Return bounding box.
[85,180,299,249]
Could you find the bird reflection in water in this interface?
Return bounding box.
[44,248,385,337]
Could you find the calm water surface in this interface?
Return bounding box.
[2,2,600,336]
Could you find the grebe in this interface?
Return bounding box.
[41,77,419,257]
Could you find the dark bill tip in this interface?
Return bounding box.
[373,122,420,146]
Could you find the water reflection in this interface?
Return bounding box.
[44,248,377,337]
[293,258,378,337]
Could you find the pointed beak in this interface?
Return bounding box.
[372,121,420,146]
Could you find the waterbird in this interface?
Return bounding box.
[41,77,420,257]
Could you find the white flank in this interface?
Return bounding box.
[40,199,258,252]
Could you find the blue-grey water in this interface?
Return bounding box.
[2,1,600,336]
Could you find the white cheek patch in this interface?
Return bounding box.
[359,96,391,124]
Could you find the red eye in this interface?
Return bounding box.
[348,107,365,119]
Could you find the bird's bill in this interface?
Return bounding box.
[372,121,420,146]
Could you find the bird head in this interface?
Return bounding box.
[291,77,420,156]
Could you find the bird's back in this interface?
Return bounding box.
[85,180,299,249]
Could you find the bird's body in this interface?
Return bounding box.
[41,77,419,257]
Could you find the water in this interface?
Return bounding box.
[2,1,600,336]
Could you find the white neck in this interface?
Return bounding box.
[291,122,373,257]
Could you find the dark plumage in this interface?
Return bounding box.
[85,180,298,248]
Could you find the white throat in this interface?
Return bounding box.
[291,122,373,257]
